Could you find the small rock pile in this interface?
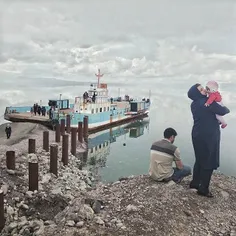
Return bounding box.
[0,144,97,236]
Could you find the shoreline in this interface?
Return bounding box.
[1,123,236,235]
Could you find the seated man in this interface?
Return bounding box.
[149,128,191,183]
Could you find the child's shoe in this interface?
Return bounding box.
[221,124,227,129]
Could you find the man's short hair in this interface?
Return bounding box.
[164,128,177,139]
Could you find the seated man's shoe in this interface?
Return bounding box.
[197,190,213,198]
[161,177,172,183]
[173,177,183,184]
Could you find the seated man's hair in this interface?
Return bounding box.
[164,128,177,139]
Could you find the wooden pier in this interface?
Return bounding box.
[4,113,53,129]
[4,111,148,134]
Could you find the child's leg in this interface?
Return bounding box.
[216,114,226,124]
[216,102,227,128]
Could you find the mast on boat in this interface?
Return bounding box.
[95,69,104,88]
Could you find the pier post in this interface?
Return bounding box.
[62,134,69,165]
[66,114,71,133]
[83,116,88,142]
[43,131,49,152]
[28,161,38,191]
[78,151,88,167]
[78,121,83,143]
[55,123,61,143]
[71,128,77,156]
[6,151,15,170]
[28,139,36,154]
[50,144,58,177]
[0,190,4,232]
[60,119,65,135]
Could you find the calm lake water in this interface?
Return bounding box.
[85,102,236,183]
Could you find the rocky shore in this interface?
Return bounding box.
[1,123,236,236]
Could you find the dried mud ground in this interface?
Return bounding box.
[45,174,236,236]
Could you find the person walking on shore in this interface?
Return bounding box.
[149,128,191,183]
[5,123,12,139]
[187,83,230,197]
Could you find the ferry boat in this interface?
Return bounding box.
[51,69,151,129]
[4,69,151,131]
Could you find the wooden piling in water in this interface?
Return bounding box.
[83,116,88,142]
[60,119,65,135]
[28,162,38,191]
[28,139,36,154]
[50,144,58,177]
[0,190,4,232]
[55,123,61,142]
[66,114,71,133]
[71,128,77,156]
[6,151,15,170]
[43,130,49,152]
[62,134,69,165]
[78,121,83,143]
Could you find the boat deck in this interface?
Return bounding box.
[7,113,49,121]
[4,112,52,128]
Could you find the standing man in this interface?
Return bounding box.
[149,128,191,183]
[5,123,12,139]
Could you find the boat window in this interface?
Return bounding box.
[96,108,98,113]
[104,107,106,112]
[91,109,94,114]
[99,144,101,149]
[95,146,97,151]
[107,107,109,111]
[100,107,102,112]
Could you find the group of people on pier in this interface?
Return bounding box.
[31,103,46,116]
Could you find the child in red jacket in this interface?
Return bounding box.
[205,80,227,128]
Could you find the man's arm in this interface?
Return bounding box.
[174,148,183,170]
[208,102,230,116]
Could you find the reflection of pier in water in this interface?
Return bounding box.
[81,120,149,182]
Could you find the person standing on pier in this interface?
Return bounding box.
[5,123,12,139]
[33,104,38,115]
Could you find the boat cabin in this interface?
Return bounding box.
[48,99,70,110]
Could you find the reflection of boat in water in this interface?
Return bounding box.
[84,120,149,168]
[124,119,149,138]
[82,119,149,182]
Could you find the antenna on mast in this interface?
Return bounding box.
[95,69,104,88]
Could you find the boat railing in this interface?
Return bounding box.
[74,96,111,105]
